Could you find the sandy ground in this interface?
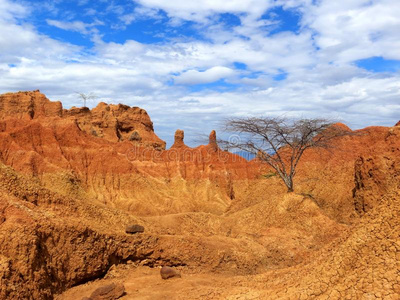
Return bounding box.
[57,264,265,300]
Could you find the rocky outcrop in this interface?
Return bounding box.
[171,129,187,149]
[0,90,62,119]
[208,130,218,151]
[0,90,165,150]
[64,102,165,149]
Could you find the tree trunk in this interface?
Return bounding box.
[286,177,294,193]
[279,174,294,193]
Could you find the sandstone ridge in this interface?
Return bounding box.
[0,90,165,149]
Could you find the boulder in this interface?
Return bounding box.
[160,266,181,280]
[89,282,125,300]
[125,224,145,234]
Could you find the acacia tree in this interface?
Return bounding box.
[223,117,351,192]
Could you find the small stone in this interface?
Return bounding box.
[125,224,145,234]
[90,282,125,300]
[160,266,181,280]
[91,129,98,136]
[129,131,141,141]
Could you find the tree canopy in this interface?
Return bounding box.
[223,116,352,192]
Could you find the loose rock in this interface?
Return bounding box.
[160,266,181,280]
[89,282,125,300]
[125,224,145,234]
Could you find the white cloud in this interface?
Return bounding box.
[96,40,145,61]
[134,0,274,23]
[119,6,162,27]
[133,6,161,20]
[120,13,136,25]
[0,0,28,21]
[46,19,104,35]
[78,0,89,6]
[174,66,235,85]
[0,2,80,66]
[47,19,87,32]
[303,0,400,62]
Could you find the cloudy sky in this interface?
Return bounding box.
[1,0,400,146]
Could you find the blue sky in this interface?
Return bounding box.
[1,0,400,147]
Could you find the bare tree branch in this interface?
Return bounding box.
[221,116,354,192]
[75,92,98,108]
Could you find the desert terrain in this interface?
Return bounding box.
[0,91,399,299]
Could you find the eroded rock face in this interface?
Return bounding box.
[2,90,400,300]
[0,92,252,216]
[0,90,165,150]
[0,163,160,300]
[0,90,62,119]
[64,102,165,149]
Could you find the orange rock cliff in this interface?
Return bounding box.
[0,90,400,299]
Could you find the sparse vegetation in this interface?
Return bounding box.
[262,171,277,178]
[223,117,351,192]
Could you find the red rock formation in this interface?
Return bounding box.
[64,101,165,149]
[0,90,165,150]
[0,90,62,119]
[0,91,254,216]
[170,129,187,149]
[208,130,218,151]
[1,90,400,299]
[331,122,352,131]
